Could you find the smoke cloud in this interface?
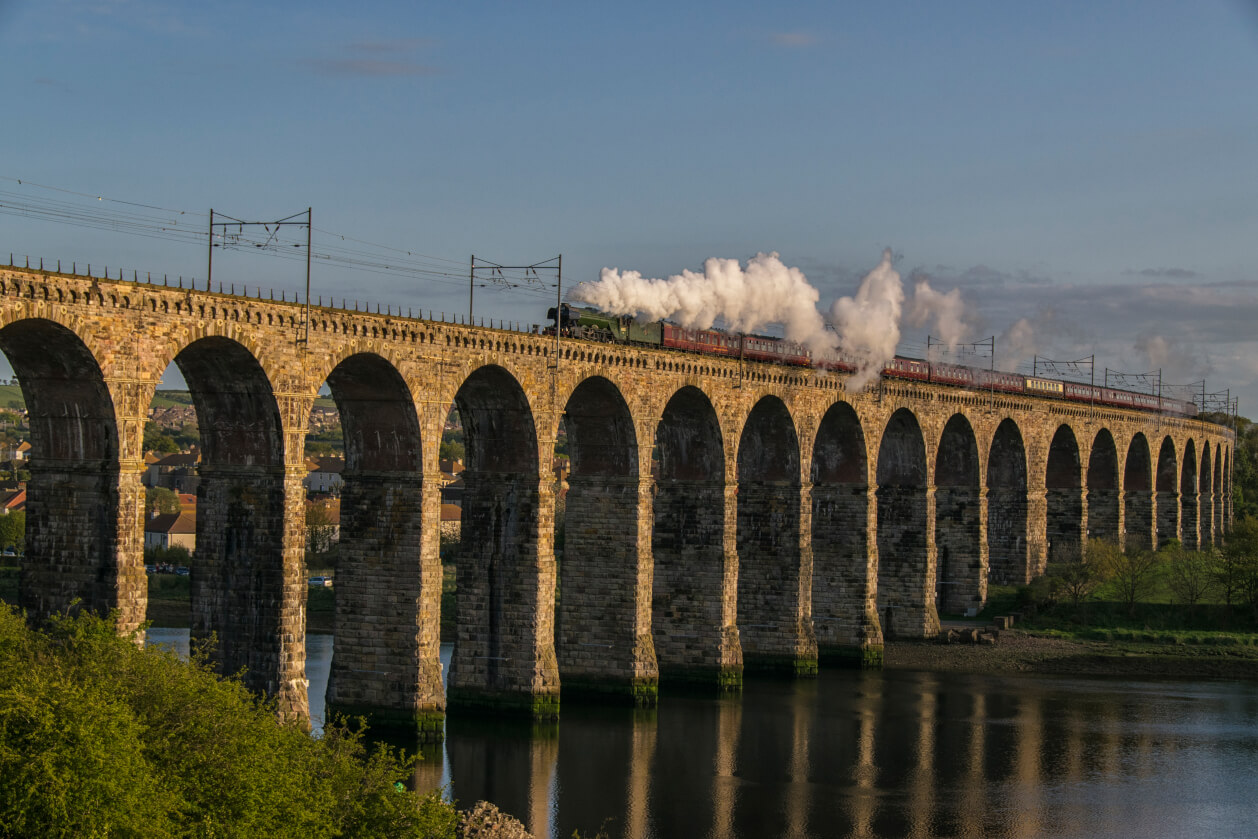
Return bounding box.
[828,249,905,388]
[571,252,836,355]
[908,276,968,352]
[573,248,971,392]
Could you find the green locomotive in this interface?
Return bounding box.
[546,303,663,345]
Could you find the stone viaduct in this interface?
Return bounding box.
[0,264,1235,734]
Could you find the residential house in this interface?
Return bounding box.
[147,450,200,494]
[144,509,196,552]
[438,459,464,507]
[304,456,345,495]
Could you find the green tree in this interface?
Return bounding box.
[0,511,24,553]
[0,607,459,838]
[1047,545,1109,607]
[1165,546,1217,607]
[1099,542,1161,616]
[142,421,178,454]
[438,437,464,464]
[145,486,181,516]
[1217,517,1258,606]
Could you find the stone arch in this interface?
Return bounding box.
[736,396,815,675]
[1123,433,1154,552]
[651,385,739,689]
[556,375,657,703]
[811,401,878,662]
[1181,440,1199,549]
[1156,436,1179,545]
[1087,429,1121,546]
[876,408,935,639]
[0,318,136,632]
[172,335,305,720]
[1045,425,1083,565]
[322,353,437,728]
[1200,443,1214,547]
[987,418,1029,585]
[934,414,983,615]
[447,365,557,716]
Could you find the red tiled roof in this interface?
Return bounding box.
[145,510,196,535]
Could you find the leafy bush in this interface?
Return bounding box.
[0,607,458,838]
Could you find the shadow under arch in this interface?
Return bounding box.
[174,335,307,720]
[876,408,936,639]
[320,352,441,734]
[447,364,558,718]
[1181,440,1199,549]
[1156,437,1179,545]
[0,318,135,630]
[736,395,815,675]
[1123,433,1154,552]
[987,418,1029,585]
[557,375,658,705]
[935,413,982,616]
[1214,445,1226,536]
[1087,429,1120,545]
[651,385,740,691]
[1045,425,1083,565]
[811,401,880,664]
[1200,444,1214,547]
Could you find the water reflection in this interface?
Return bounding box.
[146,630,1258,839]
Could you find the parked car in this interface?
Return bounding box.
[308,576,333,588]
[174,566,190,576]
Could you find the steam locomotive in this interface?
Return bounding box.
[548,304,1198,417]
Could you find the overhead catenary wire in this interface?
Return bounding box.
[1,175,559,300]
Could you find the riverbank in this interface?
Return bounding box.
[885,630,1258,680]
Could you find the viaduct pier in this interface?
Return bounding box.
[0,264,1234,734]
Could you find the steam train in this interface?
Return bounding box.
[548,304,1198,418]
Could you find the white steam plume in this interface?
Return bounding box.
[908,277,968,354]
[998,318,1037,369]
[571,252,837,355]
[828,248,904,389]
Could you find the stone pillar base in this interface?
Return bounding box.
[658,664,743,694]
[743,653,819,678]
[819,643,884,669]
[561,675,659,708]
[447,686,560,722]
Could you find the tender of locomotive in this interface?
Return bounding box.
[547,304,1196,417]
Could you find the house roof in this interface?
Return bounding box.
[312,457,345,474]
[153,452,199,468]
[0,488,25,511]
[440,503,461,522]
[145,510,196,535]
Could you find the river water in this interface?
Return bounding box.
[146,629,1258,839]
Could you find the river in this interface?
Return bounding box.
[145,629,1258,839]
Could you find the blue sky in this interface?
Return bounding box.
[3,0,1258,411]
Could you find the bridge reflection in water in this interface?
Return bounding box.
[457,671,1258,839]
[147,629,1258,838]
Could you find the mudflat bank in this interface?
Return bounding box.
[885,630,1258,681]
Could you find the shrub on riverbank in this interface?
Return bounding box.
[0,606,458,838]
